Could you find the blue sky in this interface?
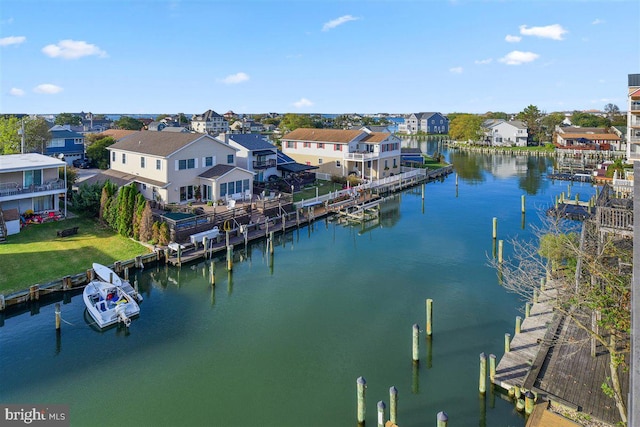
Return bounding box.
[1,0,639,115]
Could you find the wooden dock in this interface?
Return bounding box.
[493,279,627,425]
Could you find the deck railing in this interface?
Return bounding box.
[596,206,633,231]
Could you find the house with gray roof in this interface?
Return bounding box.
[96,131,253,204]
[484,120,528,147]
[401,112,449,134]
[225,134,279,182]
[191,109,229,135]
[47,125,85,165]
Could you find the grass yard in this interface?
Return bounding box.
[0,216,150,295]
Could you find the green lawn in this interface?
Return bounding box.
[294,180,343,202]
[0,216,149,294]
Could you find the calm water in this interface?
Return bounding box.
[0,144,596,427]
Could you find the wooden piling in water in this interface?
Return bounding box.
[524,390,535,414]
[389,386,398,425]
[489,353,496,381]
[479,352,487,394]
[525,302,531,318]
[426,298,433,336]
[515,316,521,334]
[209,261,215,286]
[227,245,233,271]
[0,294,5,311]
[492,217,497,239]
[29,285,39,301]
[124,267,129,281]
[504,333,511,353]
[55,303,61,331]
[377,401,386,427]
[521,195,525,213]
[412,323,420,364]
[357,377,366,425]
[498,240,503,263]
[437,411,448,427]
[269,232,274,254]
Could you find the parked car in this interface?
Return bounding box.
[72,158,92,169]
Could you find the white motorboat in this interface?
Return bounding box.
[92,262,143,302]
[83,280,140,329]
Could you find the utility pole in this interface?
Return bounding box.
[19,118,25,153]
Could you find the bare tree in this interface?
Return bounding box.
[493,212,631,423]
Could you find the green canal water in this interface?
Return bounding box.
[0,147,596,427]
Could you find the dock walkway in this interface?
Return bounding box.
[493,279,627,425]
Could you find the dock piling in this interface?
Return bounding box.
[504,333,511,353]
[521,195,525,213]
[357,377,366,425]
[498,240,503,263]
[492,217,497,239]
[515,316,522,334]
[412,323,420,364]
[389,386,398,424]
[124,267,129,281]
[479,352,487,394]
[426,298,433,336]
[525,302,531,318]
[436,411,449,427]
[524,390,535,414]
[489,353,496,381]
[376,401,386,427]
[55,303,61,331]
[227,245,233,271]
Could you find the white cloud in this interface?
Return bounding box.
[293,98,314,108]
[41,39,107,59]
[33,84,63,94]
[322,15,360,31]
[592,18,604,25]
[9,88,24,96]
[219,72,250,84]
[0,36,26,46]
[519,24,568,40]
[505,35,521,43]
[498,51,540,65]
[449,66,463,74]
[474,58,492,65]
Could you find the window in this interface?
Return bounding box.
[318,158,323,164]
[142,183,147,190]
[122,153,126,164]
[286,141,295,149]
[205,156,213,167]
[235,180,242,194]
[178,159,195,170]
[243,179,250,192]
[227,154,234,164]
[334,144,342,151]
[112,152,116,162]
[156,159,161,170]
[24,169,42,187]
[74,138,83,145]
[47,139,64,148]
[220,182,227,197]
[228,181,235,194]
[140,157,145,168]
[336,161,341,167]
[393,158,397,168]
[317,143,324,149]
[303,142,311,148]
[179,185,193,202]
[384,160,388,168]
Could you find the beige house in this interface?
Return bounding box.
[191,109,229,135]
[280,128,402,179]
[103,131,253,204]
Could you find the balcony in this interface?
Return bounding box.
[252,159,276,169]
[0,179,66,200]
[631,102,640,112]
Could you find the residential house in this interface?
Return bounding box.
[101,131,253,204]
[280,128,402,179]
[627,74,640,160]
[400,148,424,165]
[555,126,620,150]
[147,121,166,131]
[401,112,449,134]
[191,109,229,135]
[610,126,627,151]
[47,125,85,165]
[485,120,528,147]
[0,153,67,235]
[225,134,279,182]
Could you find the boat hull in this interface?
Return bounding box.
[83,281,140,329]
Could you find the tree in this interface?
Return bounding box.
[115,116,144,130]
[55,113,82,126]
[484,111,509,120]
[604,103,620,121]
[138,201,154,243]
[0,116,21,154]
[85,135,115,169]
[570,111,611,128]
[495,212,631,423]
[72,182,103,217]
[539,112,566,143]
[59,167,78,200]
[24,116,51,154]
[280,114,319,132]
[449,114,483,142]
[516,105,543,144]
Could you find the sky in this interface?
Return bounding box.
[1,0,639,116]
